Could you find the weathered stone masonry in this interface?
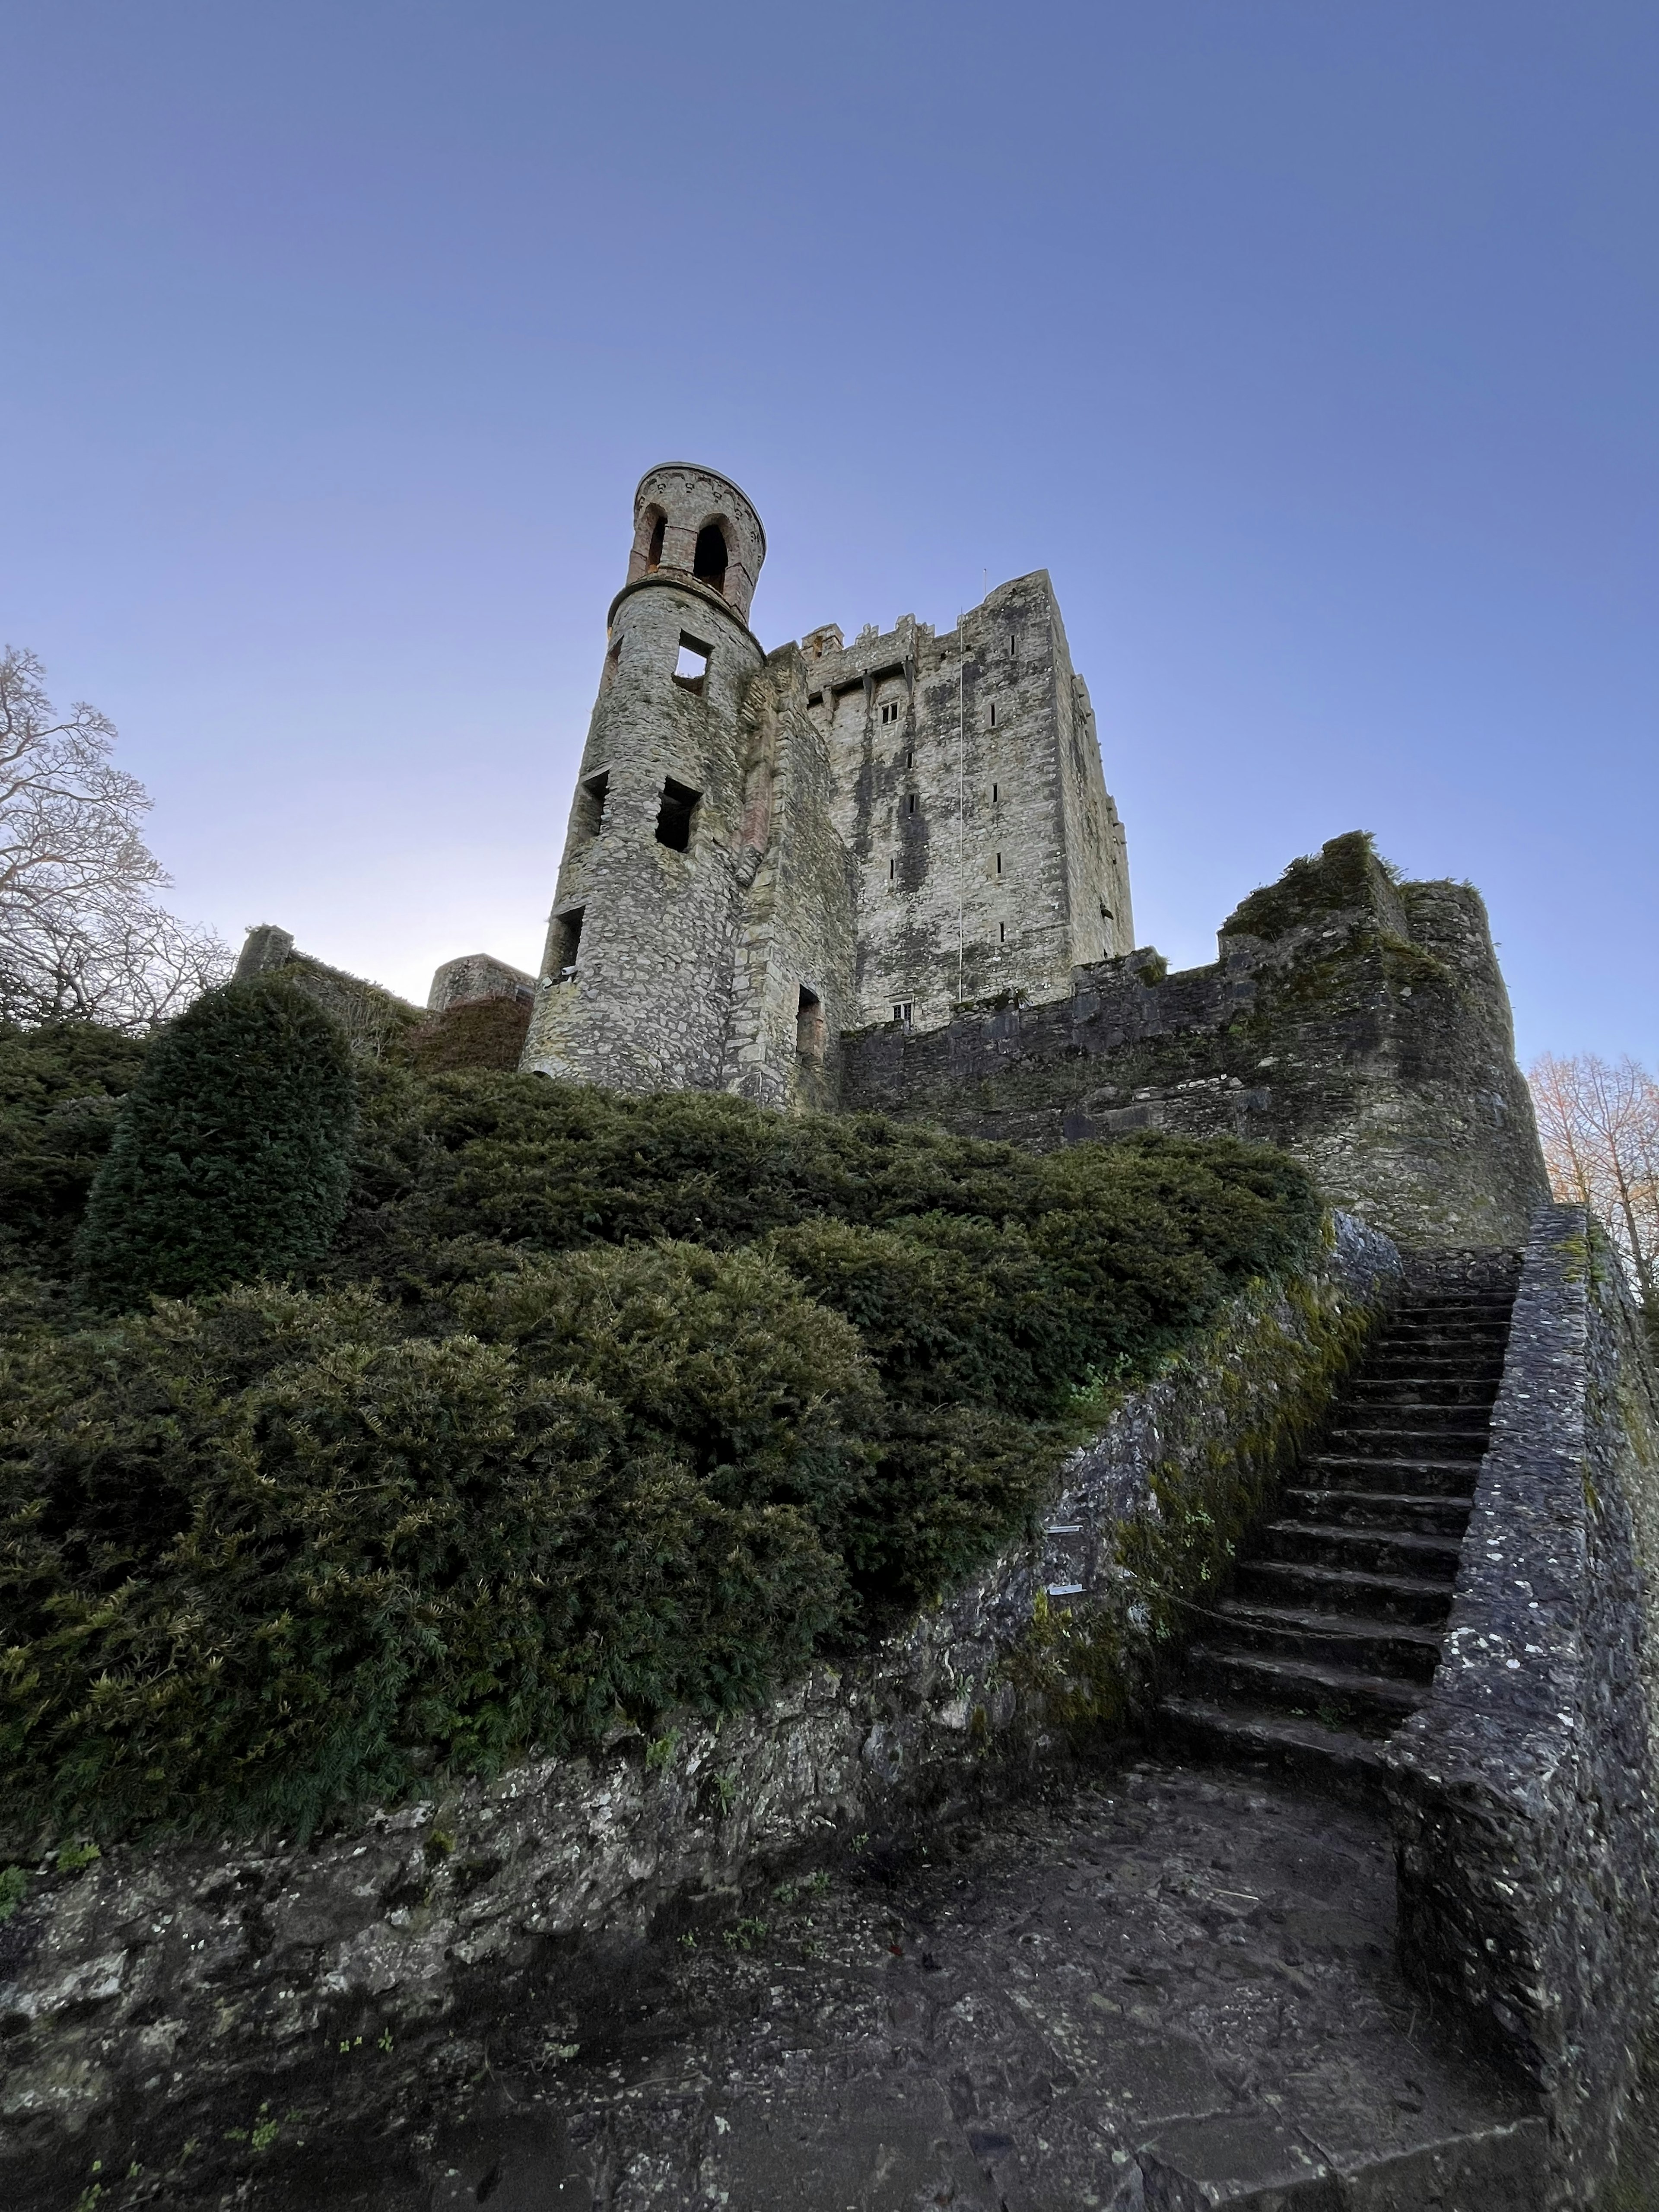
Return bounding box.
[518,464,1133,1109]
[843,831,1551,1252]
[512,469,1544,1263]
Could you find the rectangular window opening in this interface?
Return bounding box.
[892,1001,913,1029]
[992,782,998,804]
[905,748,914,768]
[888,857,896,881]
[673,632,712,691]
[907,792,918,816]
[995,852,1003,875]
[999,922,1006,944]
[989,702,996,728]
[655,777,700,852]
[552,907,585,981]
[575,770,610,839]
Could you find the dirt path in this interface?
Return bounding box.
[254,1759,1540,2211]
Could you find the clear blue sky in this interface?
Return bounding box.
[4,2,1653,1063]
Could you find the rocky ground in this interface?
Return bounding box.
[172,1758,1545,2212]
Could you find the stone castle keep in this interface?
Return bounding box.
[240,458,1549,1249]
[520,463,1133,1111]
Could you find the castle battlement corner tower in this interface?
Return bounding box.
[521,464,1133,1110]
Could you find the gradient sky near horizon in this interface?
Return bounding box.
[4,2,1654,1065]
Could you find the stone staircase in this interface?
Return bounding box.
[1161,1259,1521,1796]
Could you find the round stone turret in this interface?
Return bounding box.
[624,463,766,626]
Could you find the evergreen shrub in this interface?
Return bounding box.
[73,979,358,1308]
[0,1262,861,1844]
[0,1022,149,1273]
[0,1044,1323,1846]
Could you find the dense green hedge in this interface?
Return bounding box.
[74,978,358,1309]
[0,1027,1322,1847]
[0,1022,149,1276]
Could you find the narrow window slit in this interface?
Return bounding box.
[796,985,826,1065]
[575,771,609,839]
[552,907,584,980]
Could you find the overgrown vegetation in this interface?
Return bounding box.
[0,1017,1321,1849]
[73,977,358,1308]
[1220,828,1392,943]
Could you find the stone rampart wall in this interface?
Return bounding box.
[0,1221,1400,2205]
[1386,1203,1659,2205]
[842,834,1549,1249]
[232,926,422,1059]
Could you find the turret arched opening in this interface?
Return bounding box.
[693,521,729,596]
[641,508,667,572]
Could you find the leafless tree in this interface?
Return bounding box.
[1529,1051,1659,1309]
[0,645,231,1030]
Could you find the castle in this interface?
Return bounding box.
[519,464,1133,1109]
[239,459,1548,1250]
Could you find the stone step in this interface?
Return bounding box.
[1182,1646,1425,1734]
[1379,1316,1513,1338]
[1205,1598,1444,1682]
[1376,1336,1510,1359]
[1341,1376,1501,1406]
[1156,1696,1388,1801]
[1304,1452,1482,1497]
[1332,1399,1496,1433]
[1389,1292,1522,1309]
[1256,1519,1465,1579]
[1326,1422,1491,1458]
[1164,1276,1517,1802]
[1281,1487,1472,1536]
[1362,1354,1504,1371]
[1233,1558,1459,1625]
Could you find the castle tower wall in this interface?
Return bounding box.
[720,646,859,1114]
[805,571,1132,1033]
[521,466,858,1104]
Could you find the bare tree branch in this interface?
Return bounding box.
[0,646,232,1032]
[1530,1051,1659,1306]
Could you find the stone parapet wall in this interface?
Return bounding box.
[842,833,1549,1249]
[426,952,534,1015]
[232,925,422,1060]
[1386,1203,1659,2205]
[0,1221,1399,2205]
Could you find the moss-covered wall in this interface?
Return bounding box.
[841,833,1549,1249]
